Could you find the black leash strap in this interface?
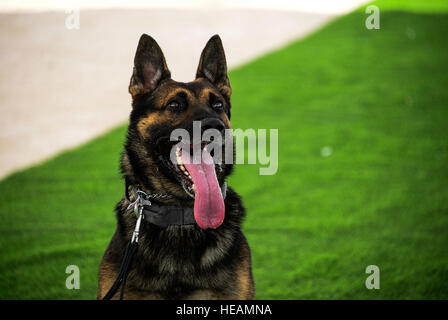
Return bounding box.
[102,241,138,300]
[102,195,144,300]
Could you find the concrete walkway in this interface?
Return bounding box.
[0,2,368,179]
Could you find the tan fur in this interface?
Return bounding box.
[137,113,158,138]
[237,241,255,299]
[97,259,119,299]
[163,88,195,106]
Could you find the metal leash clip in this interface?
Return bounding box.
[125,192,150,243]
[127,193,152,217]
[131,205,143,243]
[125,188,169,244]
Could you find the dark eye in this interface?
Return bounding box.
[212,101,224,110]
[166,101,182,111]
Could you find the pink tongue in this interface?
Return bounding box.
[181,147,225,229]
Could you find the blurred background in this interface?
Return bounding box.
[0,0,369,178]
[0,0,447,299]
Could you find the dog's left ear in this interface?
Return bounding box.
[196,35,232,102]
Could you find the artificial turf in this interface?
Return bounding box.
[1,0,448,299]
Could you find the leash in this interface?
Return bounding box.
[102,193,144,300]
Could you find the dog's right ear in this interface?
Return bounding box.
[129,34,171,101]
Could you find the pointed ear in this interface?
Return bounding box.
[129,34,171,100]
[196,35,231,101]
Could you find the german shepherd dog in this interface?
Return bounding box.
[97,34,255,299]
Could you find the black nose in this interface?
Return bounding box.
[200,118,225,133]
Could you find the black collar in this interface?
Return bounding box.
[124,178,195,227]
[124,178,227,228]
[141,203,195,227]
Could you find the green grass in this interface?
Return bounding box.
[1,0,448,299]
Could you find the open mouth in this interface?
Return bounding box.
[162,142,226,229]
[174,146,195,198]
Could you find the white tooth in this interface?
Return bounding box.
[191,184,195,191]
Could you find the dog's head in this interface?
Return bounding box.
[122,34,234,229]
